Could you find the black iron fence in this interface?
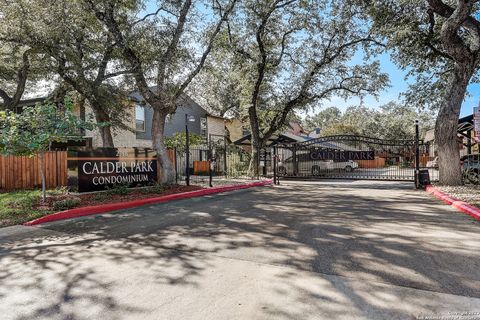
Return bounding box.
[171,135,479,187]
[174,141,253,187]
[462,153,480,185]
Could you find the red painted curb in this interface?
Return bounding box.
[425,184,480,221]
[24,180,273,226]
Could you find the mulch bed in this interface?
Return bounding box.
[434,185,480,208]
[33,185,204,212]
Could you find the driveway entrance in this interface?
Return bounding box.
[1,180,479,319]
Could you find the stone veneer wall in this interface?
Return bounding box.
[83,103,137,148]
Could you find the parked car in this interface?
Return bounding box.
[277,152,359,176]
[426,157,438,168]
[333,160,359,172]
[461,154,479,184]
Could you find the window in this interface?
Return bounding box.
[135,105,145,132]
[200,117,207,137]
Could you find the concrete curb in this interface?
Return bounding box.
[24,180,273,226]
[425,185,480,221]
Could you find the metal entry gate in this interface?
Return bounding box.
[274,135,439,182]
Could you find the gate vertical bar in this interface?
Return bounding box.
[293,144,298,176]
[223,138,227,174]
[174,147,178,184]
[185,117,190,186]
[415,120,420,188]
[208,147,213,187]
[273,146,278,185]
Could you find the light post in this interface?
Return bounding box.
[415,119,420,188]
[185,114,195,186]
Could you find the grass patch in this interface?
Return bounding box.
[0,190,52,227]
[0,184,204,227]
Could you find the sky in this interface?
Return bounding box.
[310,51,480,118]
[142,0,479,118]
[127,1,480,119]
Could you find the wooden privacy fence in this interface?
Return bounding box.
[1,149,177,192]
[0,151,68,191]
[356,157,386,169]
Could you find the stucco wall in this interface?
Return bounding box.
[134,139,153,148]
[78,93,225,148]
[133,93,208,141]
[226,118,245,143]
[207,116,225,142]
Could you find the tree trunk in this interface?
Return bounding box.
[248,139,266,178]
[99,124,115,148]
[248,105,264,178]
[91,103,115,148]
[248,145,258,178]
[39,152,46,202]
[152,108,176,184]
[435,62,474,185]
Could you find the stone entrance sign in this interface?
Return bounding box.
[67,148,157,192]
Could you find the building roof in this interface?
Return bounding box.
[458,114,474,132]
[206,113,226,120]
[424,114,475,142]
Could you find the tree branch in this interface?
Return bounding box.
[91,0,155,103]
[176,0,238,98]
[258,35,382,141]
[0,88,12,106]
[157,0,193,88]
[103,69,135,79]
[0,48,32,110]
[131,7,179,27]
[428,0,480,58]
[273,28,296,67]
[95,40,115,84]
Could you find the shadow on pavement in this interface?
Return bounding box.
[1,181,479,319]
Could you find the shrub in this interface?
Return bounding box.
[105,184,130,196]
[47,187,69,196]
[140,183,168,194]
[52,197,81,211]
[93,193,108,202]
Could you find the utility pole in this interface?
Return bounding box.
[185,114,195,186]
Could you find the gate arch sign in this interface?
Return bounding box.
[309,149,375,161]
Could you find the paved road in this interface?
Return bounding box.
[287,167,440,181]
[1,180,479,320]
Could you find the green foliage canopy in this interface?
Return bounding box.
[304,103,435,140]
[164,132,205,152]
[0,100,93,156]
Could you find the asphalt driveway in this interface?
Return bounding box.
[1,180,479,320]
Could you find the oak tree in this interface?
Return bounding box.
[0,0,133,147]
[84,0,238,183]
[359,0,480,185]
[201,0,388,173]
